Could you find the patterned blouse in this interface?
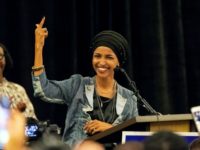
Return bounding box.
[0,78,37,119]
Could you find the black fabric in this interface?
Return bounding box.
[90,93,118,124]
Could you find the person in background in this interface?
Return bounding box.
[113,141,144,150]
[73,140,105,150]
[4,110,27,150]
[0,43,37,119]
[3,108,69,150]
[143,130,188,150]
[32,17,138,147]
[189,138,200,150]
[28,134,70,150]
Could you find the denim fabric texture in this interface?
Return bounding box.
[32,71,138,146]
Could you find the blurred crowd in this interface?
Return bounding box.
[3,110,200,150]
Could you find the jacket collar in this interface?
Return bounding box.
[85,81,127,115]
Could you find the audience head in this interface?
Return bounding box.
[143,131,188,150]
[189,138,200,150]
[114,141,144,150]
[29,134,70,150]
[73,139,105,150]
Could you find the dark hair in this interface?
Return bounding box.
[143,131,188,150]
[28,134,70,150]
[114,141,144,150]
[0,43,13,71]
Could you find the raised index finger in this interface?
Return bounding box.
[38,17,45,27]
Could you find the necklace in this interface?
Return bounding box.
[96,93,117,122]
[95,81,117,122]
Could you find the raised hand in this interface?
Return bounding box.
[33,17,48,76]
[35,17,48,50]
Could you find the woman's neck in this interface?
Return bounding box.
[95,76,115,88]
[95,76,116,98]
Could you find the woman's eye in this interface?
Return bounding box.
[106,56,114,60]
[94,55,101,58]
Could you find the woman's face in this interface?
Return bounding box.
[92,46,119,79]
[0,47,6,74]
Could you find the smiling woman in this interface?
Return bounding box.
[32,17,138,148]
[92,46,119,97]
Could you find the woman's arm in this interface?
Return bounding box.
[32,17,48,76]
[31,17,66,104]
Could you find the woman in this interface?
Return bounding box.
[32,17,138,147]
[0,43,37,119]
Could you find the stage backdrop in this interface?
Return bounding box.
[1,0,200,130]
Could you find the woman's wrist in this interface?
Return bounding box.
[32,65,44,71]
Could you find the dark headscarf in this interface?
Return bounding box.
[90,30,128,66]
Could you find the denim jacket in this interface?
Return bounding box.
[32,72,138,146]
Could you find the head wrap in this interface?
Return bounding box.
[90,30,128,66]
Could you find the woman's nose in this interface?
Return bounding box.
[98,58,106,65]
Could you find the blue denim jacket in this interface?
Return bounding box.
[32,72,138,146]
